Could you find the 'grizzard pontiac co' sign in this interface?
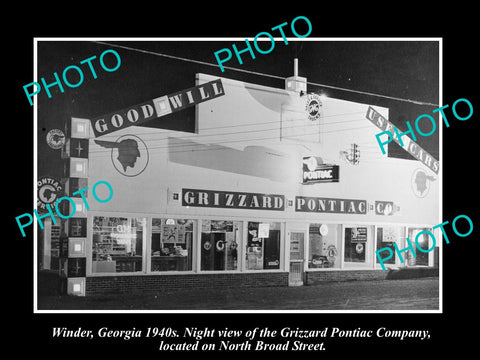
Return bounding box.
[91,79,225,137]
[182,189,285,211]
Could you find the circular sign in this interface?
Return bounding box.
[37,176,64,213]
[319,224,329,236]
[110,134,149,177]
[305,94,322,121]
[203,241,212,251]
[327,245,338,263]
[411,168,436,198]
[216,241,225,252]
[355,243,364,254]
[46,129,65,150]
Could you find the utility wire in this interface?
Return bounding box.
[92,114,378,145]
[91,112,373,143]
[93,41,439,107]
[90,127,380,154]
[88,123,379,155]
[94,41,285,81]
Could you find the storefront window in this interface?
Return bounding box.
[39,219,63,271]
[246,222,281,270]
[92,216,146,273]
[151,218,194,272]
[344,226,368,263]
[407,228,432,266]
[49,223,61,270]
[308,224,340,269]
[376,226,403,267]
[201,220,240,271]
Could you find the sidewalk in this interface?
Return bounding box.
[37,277,439,311]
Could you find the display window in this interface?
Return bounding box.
[375,226,404,268]
[246,222,281,270]
[344,226,369,263]
[48,223,61,270]
[151,218,194,272]
[201,220,240,271]
[407,228,432,266]
[92,216,146,273]
[308,224,340,269]
[39,219,63,271]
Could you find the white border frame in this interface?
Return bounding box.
[33,37,442,314]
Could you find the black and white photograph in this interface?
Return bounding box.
[8,8,478,357]
[34,38,441,312]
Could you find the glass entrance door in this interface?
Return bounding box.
[289,231,305,286]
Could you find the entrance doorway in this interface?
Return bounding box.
[289,231,305,286]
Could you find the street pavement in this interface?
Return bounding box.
[38,277,439,311]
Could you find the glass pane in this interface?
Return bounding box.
[50,223,61,270]
[151,219,194,272]
[92,216,146,273]
[308,224,340,268]
[344,226,367,263]
[376,227,402,265]
[290,232,304,260]
[201,220,240,271]
[246,222,281,270]
[408,228,431,266]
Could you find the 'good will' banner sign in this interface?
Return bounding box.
[91,79,225,137]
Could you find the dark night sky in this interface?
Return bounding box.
[37,39,440,178]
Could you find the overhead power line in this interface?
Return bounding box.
[89,123,381,155]
[93,41,439,107]
[91,110,369,143]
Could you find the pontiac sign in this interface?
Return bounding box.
[37,176,64,213]
[91,79,225,137]
[302,157,339,184]
[296,196,367,214]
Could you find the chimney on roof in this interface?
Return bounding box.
[285,58,307,94]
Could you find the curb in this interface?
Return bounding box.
[386,267,439,280]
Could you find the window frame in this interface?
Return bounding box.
[87,212,150,277]
[149,217,197,274]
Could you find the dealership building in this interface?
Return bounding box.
[37,64,440,296]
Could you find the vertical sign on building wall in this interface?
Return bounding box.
[60,117,91,296]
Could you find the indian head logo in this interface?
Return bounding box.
[411,168,436,198]
[95,134,149,177]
